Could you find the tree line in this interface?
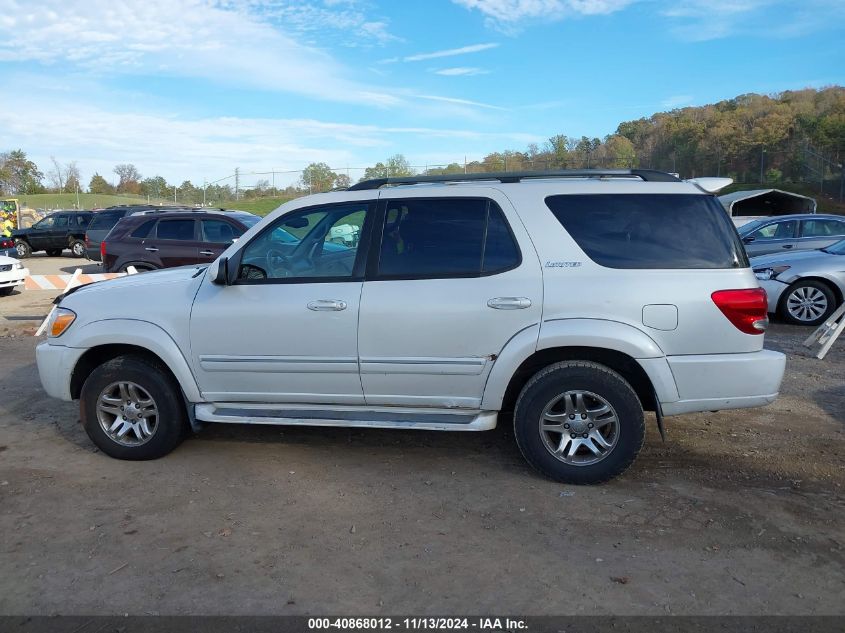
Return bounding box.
[2,86,842,204]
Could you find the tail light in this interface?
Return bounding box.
[711,288,768,335]
[100,241,107,259]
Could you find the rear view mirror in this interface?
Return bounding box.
[284,217,309,229]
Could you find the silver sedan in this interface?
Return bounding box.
[751,240,845,325]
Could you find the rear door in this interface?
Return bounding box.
[743,219,798,256]
[145,218,200,268]
[798,218,845,251]
[198,218,244,265]
[357,192,542,409]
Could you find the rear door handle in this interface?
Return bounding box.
[782,244,793,249]
[307,299,347,311]
[145,247,159,252]
[199,250,214,256]
[487,297,532,310]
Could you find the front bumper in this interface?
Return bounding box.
[36,341,86,401]
[661,349,786,416]
[758,279,789,313]
[0,266,29,289]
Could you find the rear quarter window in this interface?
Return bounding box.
[545,194,747,269]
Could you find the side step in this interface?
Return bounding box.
[194,403,498,431]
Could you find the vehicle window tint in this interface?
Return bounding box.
[37,217,55,229]
[801,219,845,238]
[155,219,195,241]
[750,220,796,241]
[53,215,69,228]
[482,204,520,273]
[77,215,91,227]
[88,211,123,230]
[237,203,369,281]
[202,219,240,243]
[546,194,747,269]
[378,198,519,277]
[130,220,156,239]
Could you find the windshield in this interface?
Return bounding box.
[737,218,769,236]
[824,239,845,255]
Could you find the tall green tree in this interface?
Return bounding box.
[0,149,44,194]
[89,173,114,195]
[301,162,338,193]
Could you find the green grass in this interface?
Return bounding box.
[17,192,171,210]
[223,196,297,216]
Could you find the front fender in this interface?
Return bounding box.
[481,318,667,411]
[65,318,202,402]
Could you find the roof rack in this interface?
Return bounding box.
[347,169,680,191]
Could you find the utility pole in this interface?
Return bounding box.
[759,145,766,184]
[235,168,240,201]
[203,179,207,206]
[75,183,80,209]
[173,186,177,203]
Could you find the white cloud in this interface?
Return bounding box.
[452,0,634,24]
[434,67,490,76]
[399,43,500,62]
[418,95,506,110]
[0,95,539,184]
[661,95,694,108]
[0,0,400,107]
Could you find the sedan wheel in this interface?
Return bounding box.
[780,281,836,326]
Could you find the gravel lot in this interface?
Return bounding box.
[1,255,843,615]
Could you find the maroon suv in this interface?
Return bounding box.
[101,209,261,273]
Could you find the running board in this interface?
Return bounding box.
[194,403,498,431]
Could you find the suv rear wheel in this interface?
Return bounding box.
[69,240,86,258]
[80,355,188,460]
[514,361,644,485]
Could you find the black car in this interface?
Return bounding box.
[101,209,261,272]
[13,210,94,258]
[85,205,193,261]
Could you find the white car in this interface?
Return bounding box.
[0,255,28,296]
[36,169,786,484]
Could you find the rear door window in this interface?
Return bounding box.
[545,194,747,269]
[155,219,196,241]
[376,198,520,278]
[130,220,156,239]
[201,219,241,243]
[800,219,845,237]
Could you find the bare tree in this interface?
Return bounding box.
[113,163,142,194]
[47,156,66,192]
[65,162,82,193]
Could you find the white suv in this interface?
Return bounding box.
[36,170,786,484]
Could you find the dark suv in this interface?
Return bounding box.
[85,205,194,261]
[101,209,260,272]
[12,210,94,258]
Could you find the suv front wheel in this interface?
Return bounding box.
[514,361,644,485]
[80,355,188,460]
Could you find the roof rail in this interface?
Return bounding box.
[347,169,680,191]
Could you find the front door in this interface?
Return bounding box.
[189,200,374,403]
[357,193,542,409]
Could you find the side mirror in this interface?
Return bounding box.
[211,257,229,285]
[742,236,755,244]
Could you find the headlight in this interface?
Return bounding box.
[47,307,76,337]
[754,265,790,281]
[14,262,23,270]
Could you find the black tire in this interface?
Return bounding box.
[80,355,188,460]
[514,361,644,485]
[0,287,14,296]
[14,240,31,258]
[778,280,837,326]
[46,248,63,257]
[69,240,86,258]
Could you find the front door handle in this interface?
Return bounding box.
[145,247,159,252]
[199,250,214,256]
[487,297,532,310]
[307,299,348,312]
[782,244,793,249]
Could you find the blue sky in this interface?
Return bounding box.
[1,0,843,188]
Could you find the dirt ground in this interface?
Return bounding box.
[0,255,843,615]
